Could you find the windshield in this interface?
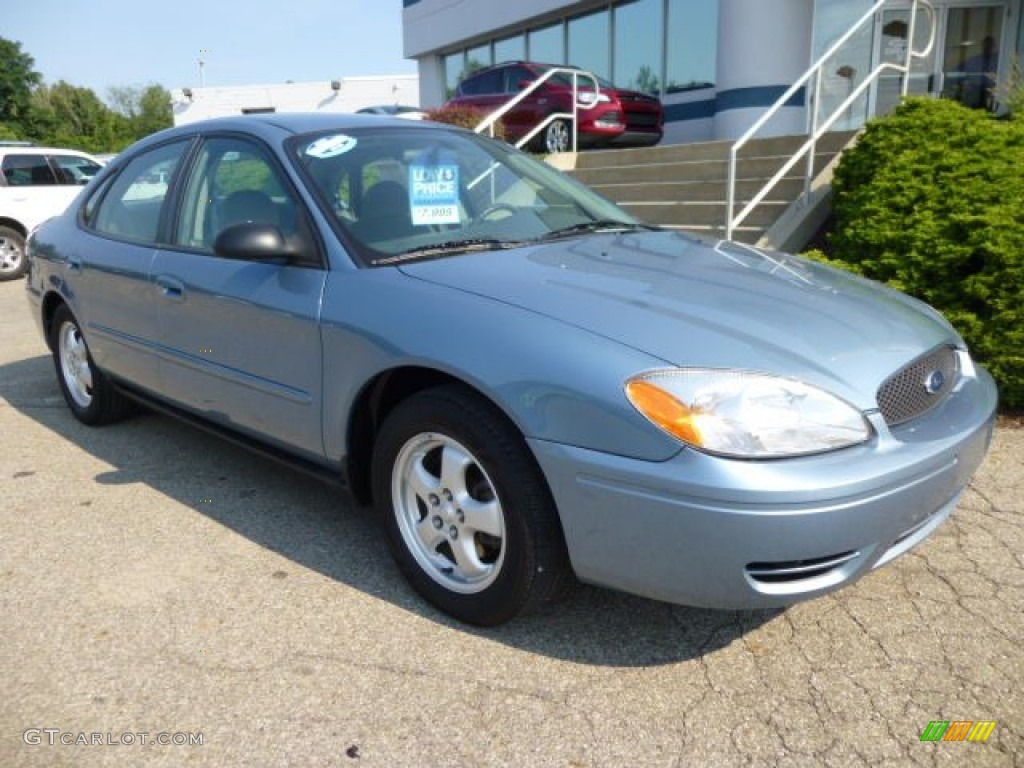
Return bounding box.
[289,126,640,265]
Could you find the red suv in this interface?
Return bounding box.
[445,61,664,153]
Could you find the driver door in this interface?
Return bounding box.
[152,135,327,459]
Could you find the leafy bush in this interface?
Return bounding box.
[423,106,507,142]
[821,98,1024,408]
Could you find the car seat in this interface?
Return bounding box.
[354,180,416,243]
[220,189,279,230]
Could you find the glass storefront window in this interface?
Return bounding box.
[443,51,466,98]
[614,0,663,93]
[528,23,564,65]
[465,43,493,78]
[813,0,874,129]
[665,0,717,93]
[944,6,1003,109]
[494,34,526,64]
[568,10,611,80]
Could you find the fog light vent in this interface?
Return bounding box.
[746,550,859,584]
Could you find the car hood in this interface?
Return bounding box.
[398,231,961,410]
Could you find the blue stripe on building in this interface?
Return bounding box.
[716,85,806,113]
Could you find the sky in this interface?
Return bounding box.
[4,0,417,101]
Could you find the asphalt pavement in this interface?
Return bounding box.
[1,278,1021,767]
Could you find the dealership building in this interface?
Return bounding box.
[403,0,1024,144]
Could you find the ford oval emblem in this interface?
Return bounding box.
[924,370,946,395]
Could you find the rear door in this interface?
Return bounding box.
[500,65,547,137]
[151,134,327,458]
[73,139,193,391]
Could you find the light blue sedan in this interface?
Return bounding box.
[25,114,997,625]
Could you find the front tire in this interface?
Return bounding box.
[50,304,133,425]
[0,225,27,281]
[542,119,571,154]
[372,386,570,626]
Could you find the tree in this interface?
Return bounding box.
[28,81,127,153]
[1,37,172,152]
[630,65,660,96]
[0,37,42,133]
[134,85,173,138]
[108,84,173,142]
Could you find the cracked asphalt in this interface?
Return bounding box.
[1,278,1021,767]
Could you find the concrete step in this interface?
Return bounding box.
[588,177,807,204]
[556,130,857,249]
[570,153,832,186]
[621,200,788,229]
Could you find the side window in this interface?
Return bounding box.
[460,69,501,95]
[504,66,535,93]
[51,154,103,185]
[2,154,57,186]
[176,137,300,255]
[91,141,189,243]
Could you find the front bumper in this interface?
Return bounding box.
[529,370,997,609]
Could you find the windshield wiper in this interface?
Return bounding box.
[536,220,660,241]
[371,238,526,265]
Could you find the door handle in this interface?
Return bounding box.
[155,275,185,301]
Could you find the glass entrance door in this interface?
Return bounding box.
[874,6,937,116]
[872,2,1005,116]
[941,5,1004,108]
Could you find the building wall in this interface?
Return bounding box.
[170,76,420,126]
[402,0,804,142]
[404,0,574,60]
[403,0,1024,145]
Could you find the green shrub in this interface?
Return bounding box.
[423,106,507,142]
[823,97,1024,408]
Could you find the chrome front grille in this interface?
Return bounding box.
[876,346,959,426]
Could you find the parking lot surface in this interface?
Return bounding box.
[1,278,1021,767]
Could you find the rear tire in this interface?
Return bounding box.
[50,304,134,426]
[372,385,571,626]
[0,225,27,281]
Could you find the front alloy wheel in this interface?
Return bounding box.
[543,119,571,154]
[392,432,506,594]
[372,385,570,625]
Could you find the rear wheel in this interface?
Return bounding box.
[372,385,571,625]
[50,304,134,425]
[0,226,27,281]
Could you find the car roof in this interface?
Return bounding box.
[0,146,100,157]
[130,112,446,151]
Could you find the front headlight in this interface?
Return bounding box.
[625,369,872,458]
[578,92,612,104]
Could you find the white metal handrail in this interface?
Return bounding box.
[473,67,603,152]
[725,0,935,241]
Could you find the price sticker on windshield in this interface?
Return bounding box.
[409,164,460,225]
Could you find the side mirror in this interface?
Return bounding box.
[517,79,534,92]
[213,222,296,263]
